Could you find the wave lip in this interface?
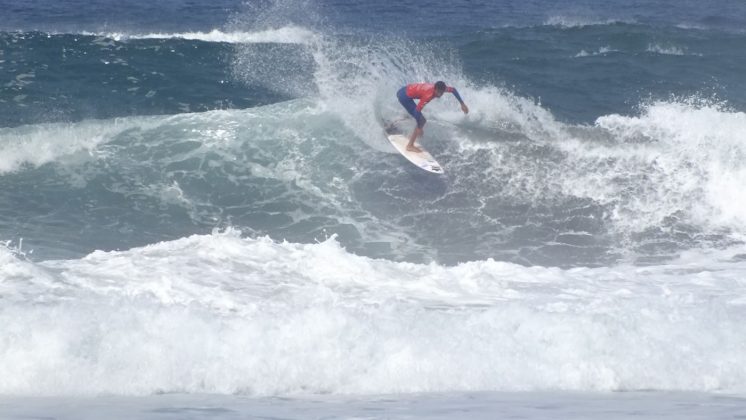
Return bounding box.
[82,26,317,44]
[544,16,634,28]
[646,43,697,56]
[574,46,617,57]
[0,119,137,174]
[586,100,746,232]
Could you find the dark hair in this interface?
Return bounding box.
[434,81,446,92]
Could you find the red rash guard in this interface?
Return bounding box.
[405,83,462,112]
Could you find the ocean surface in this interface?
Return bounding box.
[2,0,746,418]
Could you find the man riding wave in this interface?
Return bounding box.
[397,81,469,152]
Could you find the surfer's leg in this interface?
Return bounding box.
[406,112,426,152]
[397,87,419,122]
[407,127,423,152]
[398,88,425,152]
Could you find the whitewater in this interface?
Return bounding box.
[3,0,746,418]
[3,229,746,395]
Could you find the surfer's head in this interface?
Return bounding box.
[434,81,446,97]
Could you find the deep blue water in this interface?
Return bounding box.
[3,0,745,125]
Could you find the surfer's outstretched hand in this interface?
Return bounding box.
[461,103,469,114]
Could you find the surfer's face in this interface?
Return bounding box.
[435,89,445,97]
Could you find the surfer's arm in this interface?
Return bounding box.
[415,97,432,113]
[446,87,464,103]
[447,87,469,114]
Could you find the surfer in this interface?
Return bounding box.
[397,81,469,152]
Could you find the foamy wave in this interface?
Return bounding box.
[675,23,709,31]
[545,16,632,28]
[1,231,746,396]
[0,119,143,174]
[646,44,686,56]
[575,46,616,57]
[559,100,746,232]
[84,27,317,44]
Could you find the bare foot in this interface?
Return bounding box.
[406,145,422,153]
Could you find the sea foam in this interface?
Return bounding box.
[83,27,317,45]
[1,231,746,396]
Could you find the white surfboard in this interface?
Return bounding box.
[386,134,444,174]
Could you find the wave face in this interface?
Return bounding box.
[2,0,746,398]
[5,96,746,265]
